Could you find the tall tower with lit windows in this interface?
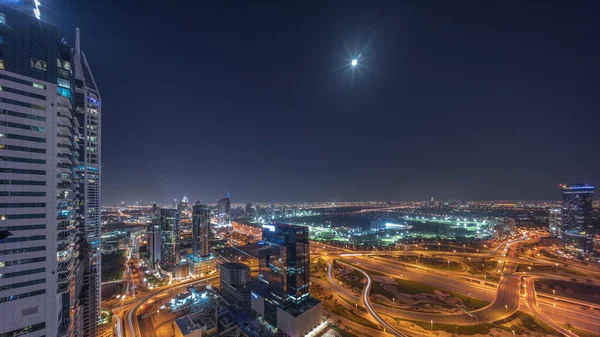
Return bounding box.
[72,28,102,337]
[0,4,84,337]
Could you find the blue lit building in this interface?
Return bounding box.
[217,192,231,227]
[560,184,595,252]
[252,223,322,337]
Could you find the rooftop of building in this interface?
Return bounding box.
[560,183,595,190]
[175,309,217,336]
[186,253,215,263]
[220,262,250,271]
[262,223,309,231]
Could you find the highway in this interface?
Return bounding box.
[321,237,529,326]
[124,275,219,337]
[523,276,578,337]
[337,260,408,337]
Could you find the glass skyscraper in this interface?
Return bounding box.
[217,193,231,227]
[259,223,310,306]
[159,208,180,267]
[72,27,102,337]
[548,208,562,237]
[192,203,210,257]
[560,184,594,252]
[253,223,321,336]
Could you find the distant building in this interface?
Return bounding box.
[220,263,252,308]
[217,194,231,227]
[252,224,322,337]
[160,208,180,266]
[540,237,562,247]
[548,208,562,237]
[561,184,594,252]
[148,224,162,269]
[493,217,516,240]
[245,203,253,216]
[192,203,211,257]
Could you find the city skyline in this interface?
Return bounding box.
[1,2,599,337]
[42,0,598,204]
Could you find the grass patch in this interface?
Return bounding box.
[331,326,358,337]
[370,281,396,301]
[536,279,600,304]
[395,278,489,310]
[331,306,380,330]
[395,278,437,295]
[452,293,490,310]
[508,312,555,335]
[338,295,366,312]
[561,324,599,337]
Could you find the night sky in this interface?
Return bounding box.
[46,0,599,204]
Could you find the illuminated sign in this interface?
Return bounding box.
[33,0,41,20]
[30,58,47,71]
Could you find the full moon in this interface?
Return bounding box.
[351,59,358,66]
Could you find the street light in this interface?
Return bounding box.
[430,320,433,335]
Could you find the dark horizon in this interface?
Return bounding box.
[43,0,598,204]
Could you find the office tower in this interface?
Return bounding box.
[217,194,231,227]
[159,208,180,266]
[0,4,82,337]
[147,223,162,269]
[71,26,102,336]
[220,262,251,307]
[192,203,210,257]
[548,208,562,237]
[245,203,253,216]
[560,184,595,252]
[181,195,189,209]
[259,223,310,304]
[152,202,158,215]
[252,223,321,337]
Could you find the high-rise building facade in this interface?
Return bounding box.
[258,223,310,305]
[159,208,180,267]
[192,203,210,257]
[71,27,102,337]
[0,4,83,337]
[217,193,231,227]
[548,208,562,237]
[220,262,251,307]
[147,223,162,269]
[560,184,594,252]
[252,224,321,337]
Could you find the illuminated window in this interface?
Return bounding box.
[58,87,71,99]
[33,83,44,89]
[0,60,4,70]
[57,77,71,89]
[0,13,5,24]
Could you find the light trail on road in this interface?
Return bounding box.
[336,260,408,337]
